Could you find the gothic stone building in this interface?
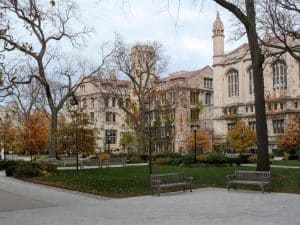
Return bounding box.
[212,13,300,153]
[73,65,213,153]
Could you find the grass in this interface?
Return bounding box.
[30,165,300,198]
[270,160,300,167]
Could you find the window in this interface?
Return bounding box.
[161,93,167,105]
[190,91,200,105]
[273,60,287,89]
[105,130,117,144]
[167,91,175,104]
[205,93,211,105]
[90,98,94,109]
[90,112,95,123]
[280,102,283,110]
[248,121,256,132]
[274,103,278,110]
[80,84,85,91]
[106,112,116,122]
[268,103,272,111]
[295,101,298,109]
[190,108,200,122]
[82,98,87,109]
[273,119,284,134]
[245,106,248,113]
[250,105,254,112]
[227,122,235,131]
[112,98,116,107]
[248,67,254,95]
[227,69,239,97]
[104,97,109,107]
[204,78,213,88]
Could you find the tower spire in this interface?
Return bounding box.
[213,11,224,37]
[212,12,224,64]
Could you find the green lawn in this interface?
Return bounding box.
[31,165,300,198]
[271,160,300,167]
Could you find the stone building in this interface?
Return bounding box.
[73,63,214,153]
[72,77,132,153]
[212,13,300,153]
[156,66,213,153]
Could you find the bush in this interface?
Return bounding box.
[5,161,57,178]
[155,152,181,159]
[0,160,8,170]
[207,152,228,165]
[248,154,257,163]
[154,158,172,165]
[169,157,182,166]
[196,154,208,163]
[288,154,299,160]
[239,153,252,163]
[140,154,148,162]
[181,153,194,166]
[5,161,20,176]
[15,162,42,178]
[128,155,144,163]
[39,162,58,176]
[98,153,111,161]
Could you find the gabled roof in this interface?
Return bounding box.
[160,65,213,82]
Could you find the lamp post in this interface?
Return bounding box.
[191,124,199,163]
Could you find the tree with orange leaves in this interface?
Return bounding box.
[227,122,256,153]
[17,111,49,162]
[187,129,211,153]
[277,116,300,157]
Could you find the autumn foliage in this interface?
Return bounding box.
[277,116,300,153]
[227,122,256,153]
[17,111,49,159]
[187,130,211,153]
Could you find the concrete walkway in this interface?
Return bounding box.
[0,172,299,225]
[241,163,300,169]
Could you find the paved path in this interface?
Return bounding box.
[241,163,300,169]
[0,172,299,225]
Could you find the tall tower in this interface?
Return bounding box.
[212,12,224,65]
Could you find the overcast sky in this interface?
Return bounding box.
[75,0,242,75]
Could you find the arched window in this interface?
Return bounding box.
[90,97,94,109]
[273,60,287,89]
[227,69,239,97]
[248,67,254,95]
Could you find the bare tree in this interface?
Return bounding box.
[258,0,300,60]
[106,39,167,155]
[0,1,108,158]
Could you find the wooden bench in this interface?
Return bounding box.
[103,157,127,167]
[150,173,193,196]
[61,157,83,169]
[227,170,271,193]
[80,159,101,169]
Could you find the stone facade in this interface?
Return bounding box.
[72,77,132,153]
[212,13,300,153]
[73,64,213,153]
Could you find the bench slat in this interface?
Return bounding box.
[227,170,271,193]
[150,173,193,196]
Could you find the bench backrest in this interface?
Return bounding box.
[61,157,77,161]
[235,170,271,182]
[150,173,186,185]
[108,157,127,163]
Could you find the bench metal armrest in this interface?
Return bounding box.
[185,176,193,183]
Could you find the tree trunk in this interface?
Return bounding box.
[49,112,58,159]
[245,0,270,171]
